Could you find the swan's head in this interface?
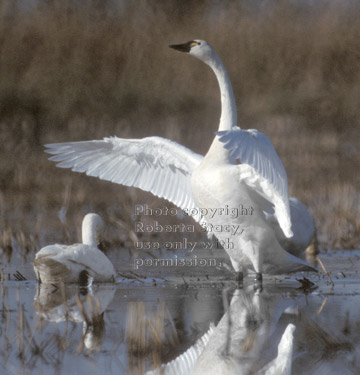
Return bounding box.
[169,40,218,65]
[82,213,105,248]
[83,314,105,351]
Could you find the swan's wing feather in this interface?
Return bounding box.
[45,136,204,223]
[217,128,292,237]
[260,323,295,375]
[146,324,215,375]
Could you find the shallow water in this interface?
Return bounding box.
[1,251,359,375]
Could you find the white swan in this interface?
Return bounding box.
[45,40,316,280]
[34,213,116,283]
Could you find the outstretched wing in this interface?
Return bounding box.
[217,128,292,237]
[45,136,204,223]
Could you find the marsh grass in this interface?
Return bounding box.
[126,300,179,374]
[1,287,49,373]
[0,0,360,254]
[0,283,93,374]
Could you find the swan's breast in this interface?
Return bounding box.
[191,160,250,208]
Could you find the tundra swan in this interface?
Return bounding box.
[34,213,116,284]
[45,40,316,280]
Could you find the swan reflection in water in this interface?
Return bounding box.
[192,286,297,375]
[145,285,297,375]
[33,283,115,352]
[144,285,357,375]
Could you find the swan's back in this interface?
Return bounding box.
[34,244,73,282]
[34,243,115,283]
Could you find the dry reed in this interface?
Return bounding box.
[126,300,179,374]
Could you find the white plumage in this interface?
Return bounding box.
[146,324,215,375]
[45,40,316,279]
[46,137,204,224]
[266,197,316,258]
[144,287,297,375]
[34,213,116,283]
[259,323,296,375]
[216,128,292,237]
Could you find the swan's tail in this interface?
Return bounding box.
[264,249,318,275]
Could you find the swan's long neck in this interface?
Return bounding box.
[82,221,97,246]
[82,215,102,247]
[208,54,237,131]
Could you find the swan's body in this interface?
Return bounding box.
[34,213,116,283]
[268,197,316,258]
[45,40,316,279]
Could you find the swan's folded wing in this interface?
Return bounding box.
[217,128,293,238]
[45,136,204,223]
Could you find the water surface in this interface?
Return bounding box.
[1,251,359,375]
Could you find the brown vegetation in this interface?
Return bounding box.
[0,0,360,255]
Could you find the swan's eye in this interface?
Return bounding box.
[190,41,200,48]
